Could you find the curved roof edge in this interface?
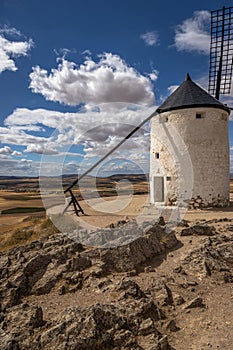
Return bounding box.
[157,103,230,114]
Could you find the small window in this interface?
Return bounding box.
[166,176,171,181]
[196,113,203,119]
[155,153,160,159]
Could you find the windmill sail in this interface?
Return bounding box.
[208,6,233,99]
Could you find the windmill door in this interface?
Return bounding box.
[153,176,164,202]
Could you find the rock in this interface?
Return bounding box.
[183,296,205,309]
[22,254,52,293]
[180,225,216,237]
[178,219,189,227]
[100,223,179,272]
[173,265,187,275]
[173,294,185,306]
[118,279,146,299]
[0,234,90,309]
[156,335,170,350]
[68,255,92,272]
[1,303,44,349]
[113,329,136,347]
[183,239,233,275]
[157,216,166,226]
[166,319,180,332]
[31,264,66,295]
[138,318,158,336]
[38,302,168,350]
[162,283,173,306]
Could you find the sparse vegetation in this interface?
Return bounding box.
[0,216,60,252]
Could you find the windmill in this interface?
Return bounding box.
[63,5,233,216]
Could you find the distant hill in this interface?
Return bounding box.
[0,173,149,193]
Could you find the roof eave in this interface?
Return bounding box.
[156,103,231,114]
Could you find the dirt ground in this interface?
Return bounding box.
[62,191,233,229]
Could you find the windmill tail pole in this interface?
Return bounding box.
[63,109,158,215]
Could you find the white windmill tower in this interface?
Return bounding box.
[150,73,230,209]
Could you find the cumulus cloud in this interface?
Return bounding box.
[0,145,22,156]
[0,145,13,154]
[173,11,211,54]
[140,31,159,46]
[2,105,155,176]
[25,144,59,155]
[0,26,33,73]
[5,105,155,143]
[29,53,155,107]
[12,150,22,156]
[0,125,49,146]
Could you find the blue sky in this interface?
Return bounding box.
[0,0,232,176]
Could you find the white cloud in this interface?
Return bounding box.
[0,27,33,73]
[25,143,59,155]
[0,26,22,37]
[2,105,155,177]
[0,145,13,154]
[148,69,159,82]
[140,31,159,47]
[29,53,155,107]
[167,85,179,94]
[0,125,49,146]
[0,145,22,156]
[173,11,210,54]
[12,150,22,156]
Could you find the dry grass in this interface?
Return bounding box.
[0,216,60,252]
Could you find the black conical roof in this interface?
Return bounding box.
[157,73,230,114]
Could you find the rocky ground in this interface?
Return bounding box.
[0,215,233,349]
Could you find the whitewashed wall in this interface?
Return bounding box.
[150,107,230,208]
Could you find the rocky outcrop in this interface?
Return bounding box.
[0,279,171,350]
[0,221,179,311]
[0,235,85,309]
[0,220,180,349]
[99,223,179,272]
[182,234,233,276]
